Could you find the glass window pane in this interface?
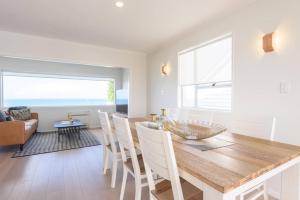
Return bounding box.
[196,86,231,110]
[179,36,232,111]
[196,37,232,83]
[182,85,196,107]
[3,74,115,107]
[179,51,194,85]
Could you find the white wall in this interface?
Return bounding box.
[0,31,147,118]
[122,69,129,90]
[147,0,300,147]
[148,0,300,195]
[30,105,115,132]
[0,56,124,89]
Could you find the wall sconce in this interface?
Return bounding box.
[263,32,274,53]
[161,63,170,76]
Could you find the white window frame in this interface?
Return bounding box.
[0,71,116,108]
[178,34,233,111]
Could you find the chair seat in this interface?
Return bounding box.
[124,154,145,174]
[151,178,203,200]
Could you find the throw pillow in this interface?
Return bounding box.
[0,111,8,122]
[6,115,15,121]
[10,108,31,121]
[8,106,27,113]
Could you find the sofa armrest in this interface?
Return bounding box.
[0,121,25,145]
[31,113,38,120]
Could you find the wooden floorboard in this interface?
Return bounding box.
[0,129,278,200]
[0,129,149,200]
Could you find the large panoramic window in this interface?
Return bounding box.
[2,72,115,107]
[179,35,232,111]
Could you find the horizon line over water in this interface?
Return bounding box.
[4,98,129,107]
[4,98,111,107]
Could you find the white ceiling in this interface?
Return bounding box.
[0,0,257,52]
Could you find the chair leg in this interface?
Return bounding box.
[149,194,156,200]
[102,145,106,166]
[263,183,269,200]
[120,167,128,200]
[19,144,24,151]
[135,179,142,200]
[150,194,157,200]
[103,148,110,174]
[111,157,118,188]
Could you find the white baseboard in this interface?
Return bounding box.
[89,125,101,129]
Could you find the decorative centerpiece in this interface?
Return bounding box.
[59,113,74,125]
[60,120,73,125]
[165,120,227,140]
[149,113,158,122]
[146,108,227,140]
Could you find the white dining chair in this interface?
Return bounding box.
[97,110,108,168]
[112,115,148,200]
[231,115,277,200]
[231,115,276,141]
[166,108,181,121]
[167,108,215,125]
[135,122,203,200]
[98,111,122,188]
[212,111,232,129]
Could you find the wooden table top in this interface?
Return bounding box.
[128,118,300,193]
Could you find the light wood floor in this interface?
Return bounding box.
[0,129,148,200]
[0,129,278,200]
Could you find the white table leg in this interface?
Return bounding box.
[202,184,234,200]
[179,169,235,200]
[281,163,300,200]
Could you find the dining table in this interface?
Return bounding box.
[127,117,300,200]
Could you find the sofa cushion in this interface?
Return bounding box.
[25,119,38,141]
[25,125,32,132]
[25,119,38,127]
[10,108,31,121]
[25,126,34,140]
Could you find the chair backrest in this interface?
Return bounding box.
[98,111,118,153]
[168,108,233,130]
[166,108,181,121]
[231,114,277,141]
[112,115,141,176]
[168,108,214,125]
[136,122,184,200]
[211,111,232,130]
[96,110,106,145]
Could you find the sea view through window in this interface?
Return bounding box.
[2,72,115,107]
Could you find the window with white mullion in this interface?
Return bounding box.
[2,72,116,107]
[195,82,232,111]
[194,50,198,108]
[178,35,232,111]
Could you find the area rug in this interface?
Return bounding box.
[12,129,101,158]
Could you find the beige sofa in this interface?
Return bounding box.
[0,113,38,151]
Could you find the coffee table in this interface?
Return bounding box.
[54,120,85,142]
